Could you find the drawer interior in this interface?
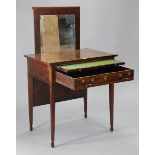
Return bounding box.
[56,65,134,90]
[57,66,132,78]
[56,59,125,73]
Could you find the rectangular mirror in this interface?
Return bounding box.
[40,15,75,53]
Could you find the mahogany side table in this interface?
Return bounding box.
[25,48,134,147]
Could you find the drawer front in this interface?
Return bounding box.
[75,69,133,89]
[56,67,134,90]
[27,58,50,84]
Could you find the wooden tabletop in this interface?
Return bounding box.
[24,48,118,65]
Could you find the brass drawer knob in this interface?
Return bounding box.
[128,72,131,76]
[119,73,122,77]
[104,75,107,81]
[81,78,95,87]
[81,80,85,84]
[118,73,123,80]
[91,77,95,83]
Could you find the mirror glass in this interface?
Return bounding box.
[40,15,75,53]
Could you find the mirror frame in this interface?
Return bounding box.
[32,7,80,54]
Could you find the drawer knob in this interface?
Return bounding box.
[81,78,94,87]
[81,80,85,84]
[118,73,123,80]
[91,77,95,83]
[104,75,107,81]
[128,72,131,76]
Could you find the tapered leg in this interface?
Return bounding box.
[50,84,55,148]
[109,83,114,132]
[28,75,33,131]
[84,89,87,118]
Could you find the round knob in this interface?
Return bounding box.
[128,72,131,76]
[118,73,123,80]
[104,75,107,81]
[119,73,122,77]
[91,77,95,83]
[81,80,85,84]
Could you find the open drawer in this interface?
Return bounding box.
[56,66,134,90]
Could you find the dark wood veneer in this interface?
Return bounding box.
[56,66,134,90]
[26,7,87,148]
[25,6,134,148]
[30,7,86,110]
[25,48,134,147]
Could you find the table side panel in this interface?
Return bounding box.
[33,80,86,106]
[27,58,51,84]
[33,79,50,106]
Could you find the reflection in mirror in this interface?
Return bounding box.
[40,15,75,53]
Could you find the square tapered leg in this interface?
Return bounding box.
[28,75,33,131]
[109,83,114,132]
[50,84,55,148]
[84,89,87,118]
